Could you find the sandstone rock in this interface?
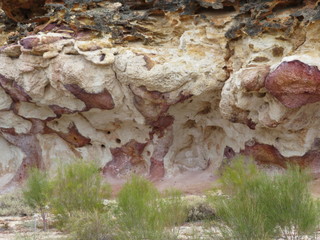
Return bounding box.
[0,0,320,188]
[266,60,320,108]
[0,0,46,22]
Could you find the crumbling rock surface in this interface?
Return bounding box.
[1,0,320,187]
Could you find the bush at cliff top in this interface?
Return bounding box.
[211,158,320,240]
[50,160,111,228]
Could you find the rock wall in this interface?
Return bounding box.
[0,0,320,187]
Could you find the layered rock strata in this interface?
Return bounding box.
[0,0,320,187]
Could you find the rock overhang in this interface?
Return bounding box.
[0,0,319,188]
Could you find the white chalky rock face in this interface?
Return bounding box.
[0,88,12,110]
[0,137,24,188]
[1,3,320,187]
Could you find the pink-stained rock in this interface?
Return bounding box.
[64,84,115,111]
[149,126,173,180]
[20,37,41,50]
[130,86,190,179]
[149,115,174,138]
[103,140,148,177]
[149,158,165,180]
[35,23,74,35]
[0,75,31,102]
[0,115,90,184]
[49,105,78,116]
[131,86,170,122]
[0,128,43,183]
[131,86,190,135]
[20,35,65,50]
[265,60,320,108]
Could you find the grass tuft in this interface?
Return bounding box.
[50,159,111,228]
[0,191,34,217]
[114,175,187,240]
[211,158,320,240]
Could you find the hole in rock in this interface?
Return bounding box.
[195,5,236,15]
[253,56,269,62]
[101,144,106,148]
[128,2,154,11]
[296,15,304,21]
[272,0,304,14]
[183,120,196,128]
[256,92,266,98]
[272,46,284,57]
[116,138,121,144]
[100,54,105,61]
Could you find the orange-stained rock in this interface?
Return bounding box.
[49,123,91,148]
[241,142,320,171]
[0,0,46,22]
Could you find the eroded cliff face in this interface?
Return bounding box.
[0,0,320,188]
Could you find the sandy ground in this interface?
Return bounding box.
[0,216,66,240]
[0,170,218,240]
[1,170,320,239]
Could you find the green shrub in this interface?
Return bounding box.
[23,168,52,231]
[269,165,320,238]
[0,192,33,216]
[218,156,259,194]
[67,211,113,240]
[212,158,320,240]
[50,160,111,228]
[160,189,188,227]
[114,175,187,240]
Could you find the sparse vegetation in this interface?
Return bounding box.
[211,158,320,240]
[187,202,215,222]
[114,175,187,240]
[9,157,319,240]
[50,160,111,228]
[0,191,33,216]
[66,175,188,240]
[23,168,52,231]
[67,210,113,240]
